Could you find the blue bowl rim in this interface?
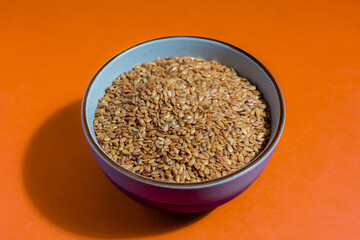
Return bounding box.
[81,36,286,189]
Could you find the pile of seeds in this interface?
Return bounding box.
[94,57,271,183]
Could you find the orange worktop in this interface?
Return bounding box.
[1,0,359,239]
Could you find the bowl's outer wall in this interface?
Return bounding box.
[82,37,284,212]
[89,143,274,212]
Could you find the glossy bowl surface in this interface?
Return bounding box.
[81,36,285,213]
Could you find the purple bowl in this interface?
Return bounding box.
[81,36,285,213]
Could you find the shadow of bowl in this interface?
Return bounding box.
[23,100,207,238]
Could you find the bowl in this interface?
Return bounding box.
[81,36,285,213]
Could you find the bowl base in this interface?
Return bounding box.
[108,177,250,213]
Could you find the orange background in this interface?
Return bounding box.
[1,0,360,239]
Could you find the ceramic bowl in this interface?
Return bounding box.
[81,36,285,213]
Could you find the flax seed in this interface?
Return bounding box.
[94,57,271,183]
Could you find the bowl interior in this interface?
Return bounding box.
[83,36,284,184]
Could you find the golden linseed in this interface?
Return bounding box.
[94,57,271,183]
